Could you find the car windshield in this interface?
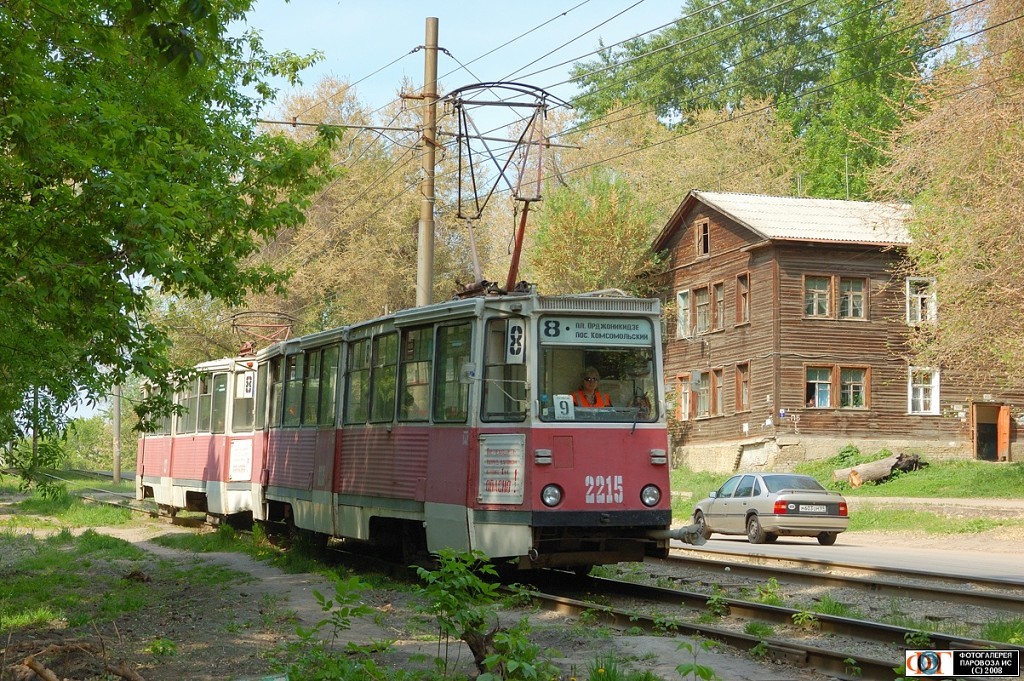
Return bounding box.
[762,475,826,493]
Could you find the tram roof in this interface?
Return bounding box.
[252,291,661,357]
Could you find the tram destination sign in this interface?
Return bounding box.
[540,316,653,347]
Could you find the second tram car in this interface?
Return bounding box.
[138,291,696,569]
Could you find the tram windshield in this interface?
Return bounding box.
[537,315,658,423]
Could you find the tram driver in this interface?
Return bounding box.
[572,367,612,408]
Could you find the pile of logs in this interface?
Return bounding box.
[832,452,926,487]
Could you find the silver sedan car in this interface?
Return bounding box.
[692,473,849,545]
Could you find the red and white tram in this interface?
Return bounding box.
[138,291,696,569]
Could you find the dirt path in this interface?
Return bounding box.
[8,516,1023,681]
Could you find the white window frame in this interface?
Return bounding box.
[839,367,868,409]
[805,366,832,408]
[695,371,711,418]
[676,374,691,421]
[839,277,867,319]
[804,275,832,317]
[694,286,711,334]
[676,290,691,338]
[908,366,940,415]
[735,272,750,325]
[712,282,724,330]
[906,277,937,324]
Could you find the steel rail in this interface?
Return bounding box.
[676,546,1024,592]
[660,554,1024,613]
[522,586,897,681]
[529,571,1024,679]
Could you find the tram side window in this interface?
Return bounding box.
[283,354,303,427]
[233,369,256,432]
[319,345,340,426]
[143,385,172,435]
[268,358,282,426]
[197,374,214,432]
[399,327,432,421]
[370,333,398,422]
[344,339,371,424]
[211,373,228,434]
[434,323,471,423]
[181,377,198,433]
[255,363,268,430]
[302,349,321,425]
[482,318,526,422]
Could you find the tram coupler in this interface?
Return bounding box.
[648,523,707,546]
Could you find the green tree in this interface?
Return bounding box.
[241,75,487,330]
[570,0,834,122]
[527,168,661,295]
[875,0,1024,380]
[796,0,944,198]
[0,1,336,473]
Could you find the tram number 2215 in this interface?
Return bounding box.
[585,475,624,504]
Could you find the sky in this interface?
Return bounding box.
[237,1,684,115]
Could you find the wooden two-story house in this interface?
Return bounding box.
[654,190,1023,472]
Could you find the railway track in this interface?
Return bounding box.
[658,552,1024,614]
[47,470,1024,679]
[528,569,1024,681]
[677,545,1024,593]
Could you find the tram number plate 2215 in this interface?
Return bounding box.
[585,475,624,504]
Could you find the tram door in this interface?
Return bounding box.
[423,321,475,552]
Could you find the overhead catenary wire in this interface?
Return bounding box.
[254,2,1020,309]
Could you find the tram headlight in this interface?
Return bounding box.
[640,484,661,507]
[541,484,563,507]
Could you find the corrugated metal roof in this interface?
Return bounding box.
[695,191,911,245]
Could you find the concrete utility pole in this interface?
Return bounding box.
[416,17,439,307]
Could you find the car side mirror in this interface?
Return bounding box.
[708,491,718,499]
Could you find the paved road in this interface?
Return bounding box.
[676,496,1024,583]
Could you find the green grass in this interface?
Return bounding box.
[15,492,134,526]
[847,507,1018,533]
[981,618,1024,645]
[0,529,248,634]
[811,594,861,618]
[53,469,137,495]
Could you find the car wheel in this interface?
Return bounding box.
[765,533,778,543]
[746,515,767,544]
[694,511,712,540]
[817,532,838,546]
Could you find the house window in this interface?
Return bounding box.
[736,273,750,325]
[735,362,750,412]
[804,276,831,317]
[839,278,866,319]
[694,287,710,334]
[695,372,711,417]
[805,366,832,408]
[713,282,724,331]
[907,277,936,324]
[696,220,710,256]
[676,373,691,421]
[713,368,723,415]
[676,290,691,338]
[909,366,940,414]
[840,368,867,408]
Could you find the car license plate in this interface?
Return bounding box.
[800,504,827,513]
